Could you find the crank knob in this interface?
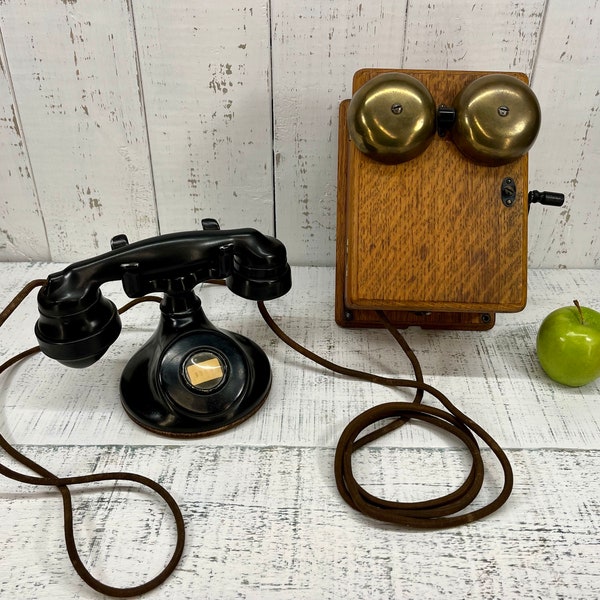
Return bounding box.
[452,74,541,165]
[347,73,436,164]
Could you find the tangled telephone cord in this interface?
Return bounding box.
[1,280,513,596]
[257,301,514,528]
[0,280,184,598]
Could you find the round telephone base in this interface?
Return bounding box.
[121,389,270,438]
[120,331,272,438]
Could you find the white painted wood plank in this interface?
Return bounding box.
[0,0,158,261]
[132,1,275,234]
[0,444,598,599]
[1,263,599,453]
[402,0,547,74]
[528,0,600,268]
[0,0,598,271]
[271,1,409,265]
[0,30,49,261]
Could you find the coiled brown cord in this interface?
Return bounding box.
[257,301,514,528]
[0,281,185,597]
[1,277,514,595]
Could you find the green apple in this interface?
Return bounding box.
[536,300,600,387]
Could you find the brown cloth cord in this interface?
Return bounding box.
[0,280,185,598]
[1,278,514,595]
[257,301,514,528]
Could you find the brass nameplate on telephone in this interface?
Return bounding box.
[336,69,536,330]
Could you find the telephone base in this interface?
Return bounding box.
[120,330,271,437]
[120,295,272,437]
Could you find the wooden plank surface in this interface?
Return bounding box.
[0,0,158,261]
[271,0,409,266]
[132,1,275,235]
[0,1,599,269]
[527,0,600,269]
[0,29,49,261]
[401,0,547,73]
[0,263,599,597]
[1,445,598,599]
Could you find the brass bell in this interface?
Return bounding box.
[452,74,541,165]
[347,73,436,164]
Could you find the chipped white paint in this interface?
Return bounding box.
[270,0,409,265]
[527,0,600,269]
[132,1,275,234]
[0,263,599,598]
[401,0,547,72]
[0,0,599,266]
[0,0,158,261]
[0,30,49,260]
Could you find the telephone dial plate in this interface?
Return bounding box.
[336,69,531,330]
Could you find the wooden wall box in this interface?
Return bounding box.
[336,69,531,330]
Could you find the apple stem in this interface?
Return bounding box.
[573,299,585,325]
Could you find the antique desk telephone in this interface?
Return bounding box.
[35,222,292,437]
[0,223,292,596]
[0,69,564,597]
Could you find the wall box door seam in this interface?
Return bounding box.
[335,69,531,330]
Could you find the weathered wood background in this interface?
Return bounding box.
[0,0,599,266]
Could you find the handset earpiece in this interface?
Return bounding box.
[226,234,292,301]
[451,74,541,165]
[347,72,437,164]
[35,282,121,368]
[196,219,291,301]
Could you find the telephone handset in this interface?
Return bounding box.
[35,221,291,436]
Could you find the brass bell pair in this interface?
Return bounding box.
[347,72,541,165]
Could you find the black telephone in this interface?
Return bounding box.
[34,220,291,437]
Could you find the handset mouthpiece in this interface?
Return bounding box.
[35,285,121,368]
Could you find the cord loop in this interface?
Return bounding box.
[0,281,185,597]
[257,302,513,528]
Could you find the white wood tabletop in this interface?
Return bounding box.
[0,262,599,599]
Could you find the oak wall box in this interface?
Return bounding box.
[336,68,559,331]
